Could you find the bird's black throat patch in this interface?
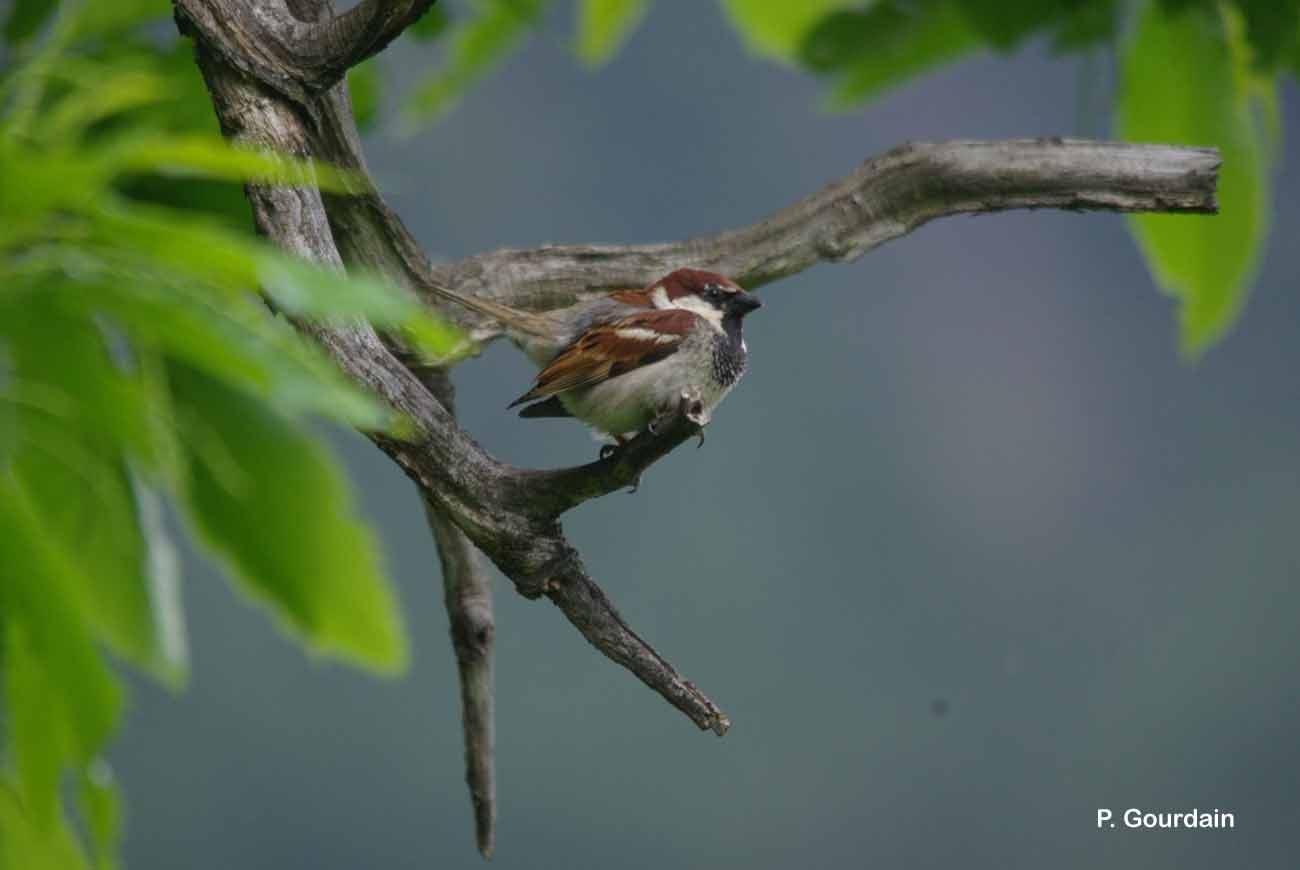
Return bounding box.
[712,317,748,388]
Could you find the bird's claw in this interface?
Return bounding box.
[680,388,709,427]
[617,388,709,491]
[648,388,710,436]
[678,389,709,446]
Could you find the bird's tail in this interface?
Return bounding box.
[425,281,556,338]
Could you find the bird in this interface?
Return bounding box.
[425,268,762,444]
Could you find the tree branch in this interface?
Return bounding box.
[174,0,436,99]
[422,139,1221,340]
[287,0,437,87]
[422,373,495,860]
[182,0,730,743]
[177,1,1221,851]
[425,500,496,857]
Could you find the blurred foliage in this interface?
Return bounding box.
[0,0,1293,866]
[729,0,1288,354]
[576,0,648,66]
[798,2,983,105]
[404,0,543,123]
[1119,2,1274,355]
[0,3,463,867]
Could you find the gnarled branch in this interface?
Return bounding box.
[175,0,1221,856]
[179,2,733,852]
[287,0,436,87]
[179,0,1223,742]
[175,0,435,100]
[422,138,1221,341]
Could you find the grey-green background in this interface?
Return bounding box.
[115,4,1300,868]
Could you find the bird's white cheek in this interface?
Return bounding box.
[670,296,723,330]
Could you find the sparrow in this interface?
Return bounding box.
[425,268,762,443]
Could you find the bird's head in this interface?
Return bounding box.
[653,268,762,322]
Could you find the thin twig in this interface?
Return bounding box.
[426,496,497,857]
[422,372,496,859]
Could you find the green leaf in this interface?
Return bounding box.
[0,783,89,870]
[88,41,234,136]
[1118,1,1272,356]
[0,301,187,681]
[168,364,407,673]
[1233,0,1300,71]
[61,276,395,430]
[576,0,648,66]
[37,69,173,142]
[78,762,122,870]
[801,2,983,108]
[407,5,451,41]
[5,623,64,831]
[257,255,468,362]
[10,444,187,684]
[954,0,1084,50]
[720,0,858,62]
[101,135,360,193]
[1050,0,1119,52]
[348,59,382,131]
[0,298,171,474]
[0,481,125,825]
[405,0,544,123]
[88,203,264,291]
[88,204,464,367]
[116,174,253,230]
[2,0,56,46]
[0,145,114,242]
[68,0,169,41]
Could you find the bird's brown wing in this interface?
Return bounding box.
[508,308,697,407]
[607,287,656,306]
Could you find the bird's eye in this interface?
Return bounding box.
[704,285,723,301]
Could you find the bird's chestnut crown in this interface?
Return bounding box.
[660,268,762,317]
[608,267,762,318]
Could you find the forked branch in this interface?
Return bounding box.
[174,0,1221,858]
[175,0,436,99]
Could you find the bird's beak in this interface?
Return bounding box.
[728,292,762,316]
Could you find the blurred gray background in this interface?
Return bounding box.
[115,3,1300,868]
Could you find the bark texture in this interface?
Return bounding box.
[422,373,495,858]
[422,139,1220,340]
[172,0,1221,857]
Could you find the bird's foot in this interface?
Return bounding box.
[649,388,708,435]
[680,388,709,427]
[618,390,709,493]
[680,389,707,446]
